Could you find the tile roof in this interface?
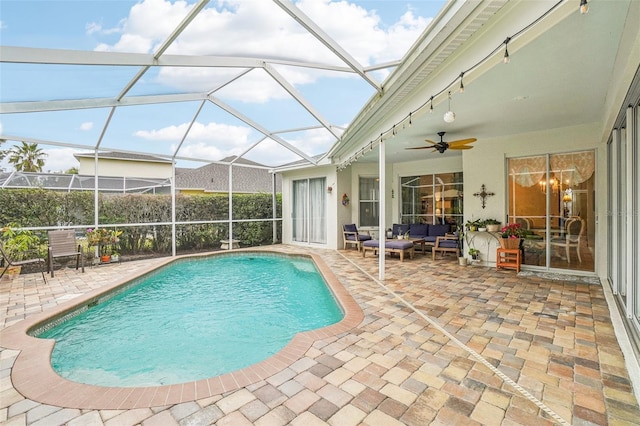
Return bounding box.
[176,156,281,193]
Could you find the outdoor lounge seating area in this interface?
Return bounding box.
[391,223,453,248]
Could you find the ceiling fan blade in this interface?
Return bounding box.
[406,143,438,150]
[424,139,437,145]
[448,138,477,147]
[449,145,474,150]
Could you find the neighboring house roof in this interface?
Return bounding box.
[176,156,281,193]
[74,152,173,164]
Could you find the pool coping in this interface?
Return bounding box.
[0,249,364,409]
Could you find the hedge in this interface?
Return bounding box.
[0,189,282,255]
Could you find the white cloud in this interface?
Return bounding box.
[43,148,80,173]
[80,122,94,131]
[135,121,251,147]
[93,0,431,100]
[174,142,226,163]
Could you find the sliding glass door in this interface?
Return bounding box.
[507,151,595,272]
[400,172,463,227]
[292,177,326,244]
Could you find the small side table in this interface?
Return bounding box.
[496,248,521,272]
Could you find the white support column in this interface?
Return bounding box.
[379,139,386,281]
[93,151,99,230]
[171,164,176,257]
[228,164,233,250]
[272,172,277,244]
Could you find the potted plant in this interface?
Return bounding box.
[499,223,527,249]
[468,248,481,260]
[477,220,487,232]
[465,219,481,232]
[484,219,501,232]
[86,228,122,263]
[100,244,111,263]
[111,251,120,262]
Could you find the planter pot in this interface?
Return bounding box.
[100,255,111,263]
[5,265,21,279]
[111,255,119,262]
[500,238,521,249]
[486,224,500,232]
[478,227,487,232]
[458,257,467,266]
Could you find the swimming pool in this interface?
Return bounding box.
[0,250,363,409]
[36,253,343,387]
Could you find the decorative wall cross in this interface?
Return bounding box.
[473,184,495,209]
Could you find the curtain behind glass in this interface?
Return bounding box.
[309,178,326,244]
[292,180,308,242]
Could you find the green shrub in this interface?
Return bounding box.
[0,189,282,255]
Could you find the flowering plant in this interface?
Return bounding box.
[500,223,527,239]
[86,228,122,247]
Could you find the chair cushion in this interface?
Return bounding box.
[358,234,372,241]
[438,240,458,248]
[386,240,414,249]
[363,239,413,249]
[408,224,428,238]
[428,224,450,237]
[343,224,357,233]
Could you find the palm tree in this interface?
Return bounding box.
[7,142,47,172]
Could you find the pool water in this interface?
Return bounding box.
[37,254,343,387]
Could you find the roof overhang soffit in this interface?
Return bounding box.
[328,0,512,161]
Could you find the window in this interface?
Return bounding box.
[400,173,463,226]
[359,177,379,227]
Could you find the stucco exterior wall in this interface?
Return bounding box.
[77,157,173,179]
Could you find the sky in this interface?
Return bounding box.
[0,0,446,172]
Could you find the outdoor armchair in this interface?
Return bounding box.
[342,224,372,251]
[0,242,46,283]
[48,230,85,278]
[432,234,460,260]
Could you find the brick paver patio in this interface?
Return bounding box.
[1,245,638,425]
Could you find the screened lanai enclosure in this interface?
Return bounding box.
[0,0,430,256]
[1,171,171,193]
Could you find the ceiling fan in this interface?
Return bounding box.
[406,131,477,153]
